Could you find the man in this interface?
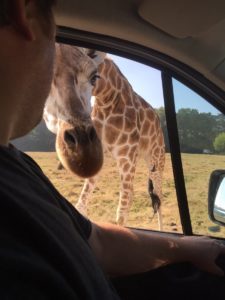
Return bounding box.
[0,1,224,299]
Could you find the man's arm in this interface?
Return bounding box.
[88,222,225,277]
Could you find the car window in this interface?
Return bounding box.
[12,48,182,233]
[173,78,225,237]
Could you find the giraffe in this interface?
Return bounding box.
[76,54,165,229]
[44,44,106,178]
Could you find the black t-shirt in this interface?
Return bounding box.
[0,145,120,299]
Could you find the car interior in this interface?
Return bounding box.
[16,0,225,298]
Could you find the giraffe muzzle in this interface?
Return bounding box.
[56,123,104,178]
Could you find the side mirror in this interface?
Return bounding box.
[208,170,225,226]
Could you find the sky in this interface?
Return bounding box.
[108,54,220,116]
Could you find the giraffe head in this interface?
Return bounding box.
[44,44,106,178]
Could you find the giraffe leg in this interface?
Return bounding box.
[148,168,164,231]
[57,161,64,170]
[75,176,97,216]
[116,157,137,226]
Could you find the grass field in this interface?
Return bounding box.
[28,152,225,237]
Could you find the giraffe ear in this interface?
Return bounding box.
[85,49,106,66]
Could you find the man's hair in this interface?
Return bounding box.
[0,0,56,26]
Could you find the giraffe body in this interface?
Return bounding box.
[76,57,165,228]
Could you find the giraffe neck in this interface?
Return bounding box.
[93,58,132,108]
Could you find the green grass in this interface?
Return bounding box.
[27,152,225,237]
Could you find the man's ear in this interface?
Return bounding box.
[9,0,35,41]
[85,49,107,66]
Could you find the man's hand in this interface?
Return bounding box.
[180,236,225,276]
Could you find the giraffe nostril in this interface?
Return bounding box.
[64,130,77,146]
[87,127,97,142]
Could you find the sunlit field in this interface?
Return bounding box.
[28,152,225,237]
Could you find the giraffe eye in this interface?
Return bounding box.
[90,74,100,86]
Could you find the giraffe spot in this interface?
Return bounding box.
[117,76,122,90]
[105,125,119,144]
[139,108,145,123]
[123,163,130,172]
[125,174,131,181]
[129,147,138,162]
[124,117,136,132]
[104,59,112,77]
[104,82,116,101]
[136,114,141,130]
[159,161,165,170]
[109,67,117,87]
[108,115,123,129]
[160,147,165,155]
[122,83,132,102]
[130,166,135,173]
[158,133,164,146]
[125,107,136,120]
[118,145,129,156]
[150,124,155,136]
[141,99,150,109]
[128,130,139,144]
[119,158,128,166]
[142,120,151,136]
[98,60,105,73]
[92,110,104,121]
[122,183,129,190]
[133,95,141,109]
[152,133,157,141]
[115,98,125,114]
[93,77,106,96]
[155,116,160,131]
[102,110,109,119]
[146,109,155,120]
[154,147,160,156]
[140,137,149,150]
[118,133,128,145]
[121,201,128,206]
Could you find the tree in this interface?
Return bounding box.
[176,109,217,153]
[213,132,225,153]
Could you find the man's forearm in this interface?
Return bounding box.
[89,222,188,276]
[88,222,225,277]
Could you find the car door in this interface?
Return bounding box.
[56,28,225,299]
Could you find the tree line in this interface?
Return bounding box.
[12,108,225,154]
[156,107,225,154]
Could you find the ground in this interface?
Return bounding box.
[28,152,225,237]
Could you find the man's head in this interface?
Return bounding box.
[0,0,56,145]
[0,1,56,26]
